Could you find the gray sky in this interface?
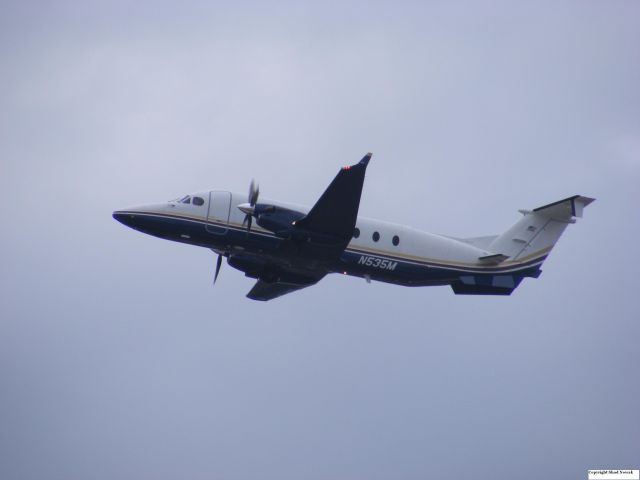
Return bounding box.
[1,2,639,479]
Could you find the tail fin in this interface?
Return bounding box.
[451,195,594,296]
[488,195,595,262]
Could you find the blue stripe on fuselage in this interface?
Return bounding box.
[116,210,543,286]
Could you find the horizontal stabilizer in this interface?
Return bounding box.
[478,253,509,265]
[531,195,595,221]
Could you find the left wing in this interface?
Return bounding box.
[246,277,323,301]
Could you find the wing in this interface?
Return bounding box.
[244,153,372,301]
[295,153,371,240]
[246,277,322,301]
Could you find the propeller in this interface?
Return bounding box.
[239,179,259,235]
[214,253,223,285]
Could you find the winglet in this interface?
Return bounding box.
[359,152,372,166]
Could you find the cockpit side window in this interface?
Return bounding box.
[193,196,204,206]
[180,196,191,204]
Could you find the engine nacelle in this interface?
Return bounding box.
[227,253,267,277]
[254,204,305,238]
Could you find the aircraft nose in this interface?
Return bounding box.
[112,210,137,228]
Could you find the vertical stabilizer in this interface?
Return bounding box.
[488,195,594,261]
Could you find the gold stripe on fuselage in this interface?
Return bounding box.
[136,210,547,272]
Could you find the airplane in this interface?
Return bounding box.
[113,153,594,301]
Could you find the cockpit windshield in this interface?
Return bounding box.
[170,195,204,206]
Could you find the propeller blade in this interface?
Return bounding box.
[249,179,259,206]
[214,254,223,284]
[243,179,259,236]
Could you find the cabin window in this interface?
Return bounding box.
[353,227,360,238]
[193,196,204,206]
[372,231,380,242]
[392,235,400,246]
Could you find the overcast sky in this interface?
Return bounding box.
[1,1,639,479]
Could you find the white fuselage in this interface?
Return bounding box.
[123,190,528,276]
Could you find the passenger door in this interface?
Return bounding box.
[206,191,231,234]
